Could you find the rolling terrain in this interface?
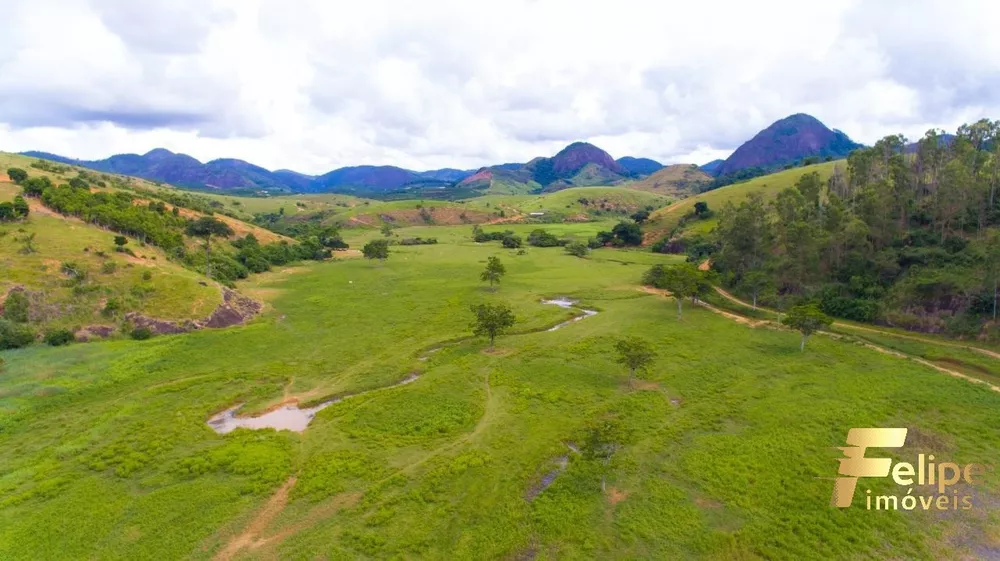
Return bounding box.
[1,218,998,559]
[641,160,840,243]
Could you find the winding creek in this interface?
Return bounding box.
[542,298,598,331]
[206,298,596,434]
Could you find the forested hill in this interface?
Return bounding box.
[703,120,1000,340]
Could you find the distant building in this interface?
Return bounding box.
[529,212,546,217]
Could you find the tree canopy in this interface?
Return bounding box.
[469,302,516,349]
[781,304,833,351]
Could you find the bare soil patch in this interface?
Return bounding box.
[606,487,630,505]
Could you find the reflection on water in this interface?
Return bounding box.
[207,374,419,434]
[542,298,598,331]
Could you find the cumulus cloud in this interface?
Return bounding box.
[0,0,998,173]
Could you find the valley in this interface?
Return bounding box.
[2,115,999,560]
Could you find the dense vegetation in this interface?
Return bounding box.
[708,121,1000,340]
[9,168,339,284]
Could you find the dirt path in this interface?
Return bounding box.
[236,368,500,556]
[215,476,297,561]
[712,286,1000,362]
[641,285,1000,394]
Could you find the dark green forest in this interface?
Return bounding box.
[708,120,1000,340]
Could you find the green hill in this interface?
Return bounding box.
[642,160,840,243]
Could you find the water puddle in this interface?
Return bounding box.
[542,298,598,331]
[207,373,419,434]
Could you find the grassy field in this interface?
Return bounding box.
[1,219,999,559]
[642,161,841,243]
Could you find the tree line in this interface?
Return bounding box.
[705,120,1000,339]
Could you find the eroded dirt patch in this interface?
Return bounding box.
[127,288,262,335]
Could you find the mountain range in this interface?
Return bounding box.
[20,113,866,195]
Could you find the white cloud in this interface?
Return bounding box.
[0,0,998,173]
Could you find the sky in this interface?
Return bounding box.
[0,0,998,174]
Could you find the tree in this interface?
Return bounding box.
[12,196,29,219]
[185,216,235,280]
[470,302,515,350]
[501,234,522,249]
[6,168,27,184]
[581,416,630,492]
[113,235,128,250]
[630,209,650,224]
[611,221,643,246]
[564,241,589,257]
[742,270,773,310]
[19,176,51,197]
[643,263,704,318]
[782,304,833,351]
[614,336,656,390]
[694,201,710,216]
[362,238,390,264]
[480,256,506,290]
[986,232,1000,321]
[0,202,14,222]
[380,223,394,237]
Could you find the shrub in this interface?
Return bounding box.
[565,241,589,257]
[141,270,153,281]
[44,329,74,346]
[527,229,564,247]
[0,319,35,349]
[101,262,118,274]
[131,327,153,340]
[2,291,30,323]
[501,234,522,249]
[6,168,28,184]
[102,298,123,318]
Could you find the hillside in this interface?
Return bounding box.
[715,113,861,176]
[628,164,712,196]
[0,152,334,343]
[642,160,840,243]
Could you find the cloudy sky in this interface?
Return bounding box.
[1,0,998,174]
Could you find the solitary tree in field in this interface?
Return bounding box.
[380,222,394,237]
[480,256,506,290]
[470,302,515,350]
[643,263,704,319]
[614,336,656,390]
[582,416,629,492]
[694,201,710,217]
[113,235,128,251]
[185,216,234,280]
[782,304,833,351]
[362,238,390,265]
[6,168,27,184]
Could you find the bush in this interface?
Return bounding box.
[0,319,35,349]
[141,270,153,281]
[587,238,604,249]
[101,262,118,274]
[44,329,74,346]
[527,229,565,247]
[131,327,153,340]
[501,234,522,249]
[2,291,30,323]
[565,241,589,257]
